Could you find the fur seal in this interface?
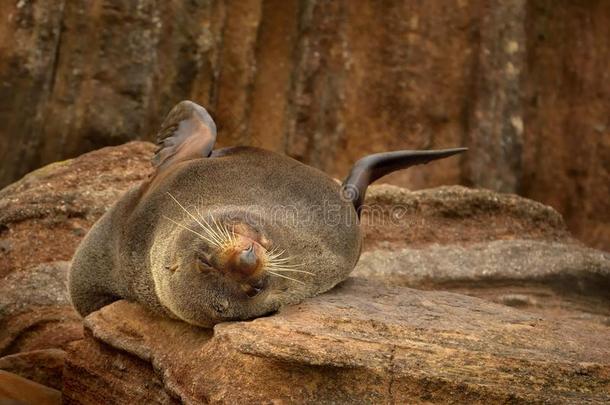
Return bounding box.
[68,100,466,326]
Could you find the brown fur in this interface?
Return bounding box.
[69,146,361,326]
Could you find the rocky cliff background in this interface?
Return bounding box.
[1,0,608,250]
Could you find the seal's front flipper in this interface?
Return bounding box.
[152,100,217,172]
[342,148,467,216]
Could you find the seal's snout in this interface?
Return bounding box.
[220,237,268,297]
[220,235,265,280]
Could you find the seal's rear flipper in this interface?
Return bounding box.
[342,148,467,216]
[152,100,217,172]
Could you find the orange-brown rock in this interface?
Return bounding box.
[0,349,66,390]
[0,261,81,391]
[0,1,608,249]
[522,1,610,251]
[63,335,179,405]
[361,184,571,251]
[0,141,154,277]
[63,280,610,404]
[0,143,153,391]
[0,262,81,355]
[0,370,61,405]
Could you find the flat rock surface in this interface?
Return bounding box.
[64,278,610,404]
[357,240,610,286]
[355,240,610,324]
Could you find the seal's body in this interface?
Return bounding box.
[69,101,465,326]
[70,146,359,325]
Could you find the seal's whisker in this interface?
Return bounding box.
[267,271,306,285]
[267,251,291,262]
[218,220,233,243]
[268,254,289,262]
[165,195,228,247]
[228,224,237,245]
[267,265,308,273]
[265,248,306,272]
[201,214,226,246]
[268,256,291,261]
[209,215,236,249]
[183,198,227,247]
[193,215,224,246]
[208,214,226,240]
[267,253,303,264]
[266,267,314,275]
[162,215,221,247]
[192,204,213,238]
[199,220,223,245]
[267,263,305,270]
[167,192,224,245]
[222,222,231,240]
[268,258,304,266]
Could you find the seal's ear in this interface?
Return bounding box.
[342,148,467,216]
[152,100,217,172]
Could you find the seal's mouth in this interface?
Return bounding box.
[239,276,267,297]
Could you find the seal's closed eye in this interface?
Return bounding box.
[197,254,212,269]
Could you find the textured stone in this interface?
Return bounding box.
[0,141,608,401]
[63,335,179,405]
[354,239,610,325]
[0,141,154,277]
[0,262,78,392]
[361,184,570,251]
[355,239,610,288]
[0,370,61,405]
[0,262,81,362]
[63,279,610,404]
[466,0,525,192]
[522,0,610,251]
[0,349,66,390]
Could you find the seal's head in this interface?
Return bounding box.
[155,202,315,326]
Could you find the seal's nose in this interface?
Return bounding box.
[222,239,263,279]
[237,244,257,274]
